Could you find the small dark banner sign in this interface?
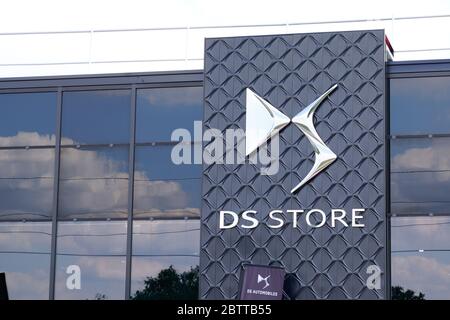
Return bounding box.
[238,265,285,300]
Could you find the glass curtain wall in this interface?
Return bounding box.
[0,81,203,300]
[390,76,450,300]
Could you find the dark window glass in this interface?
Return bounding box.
[62,90,131,145]
[0,222,51,299]
[55,221,126,300]
[0,92,56,147]
[0,148,54,221]
[391,137,450,215]
[136,87,203,143]
[130,219,200,299]
[391,216,450,299]
[390,77,450,135]
[58,146,128,219]
[133,146,201,219]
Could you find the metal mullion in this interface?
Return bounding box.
[0,145,56,150]
[132,217,201,222]
[0,87,58,94]
[385,74,391,300]
[388,71,450,79]
[49,87,62,300]
[60,85,132,92]
[134,81,202,90]
[390,133,450,139]
[125,85,136,300]
[135,141,202,147]
[60,143,130,148]
[0,70,204,90]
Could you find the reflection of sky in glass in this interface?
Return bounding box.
[392,217,450,299]
[0,92,56,146]
[0,222,51,299]
[136,87,203,143]
[391,137,450,215]
[133,146,201,218]
[131,220,199,296]
[135,145,200,180]
[0,148,54,220]
[58,146,129,219]
[62,90,131,145]
[390,77,450,135]
[55,221,126,300]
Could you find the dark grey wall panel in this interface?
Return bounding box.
[200,30,387,299]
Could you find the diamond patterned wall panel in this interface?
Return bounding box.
[200,30,387,300]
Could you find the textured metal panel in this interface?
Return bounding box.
[200,30,387,300]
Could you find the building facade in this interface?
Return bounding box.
[0,29,450,300]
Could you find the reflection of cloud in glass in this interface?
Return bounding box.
[6,270,49,300]
[55,256,126,300]
[0,222,51,299]
[392,141,450,173]
[392,216,450,299]
[391,140,450,213]
[133,220,200,255]
[0,131,55,147]
[0,132,199,220]
[392,216,450,250]
[0,132,201,299]
[57,221,127,255]
[392,255,450,299]
[0,146,54,220]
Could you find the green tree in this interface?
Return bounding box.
[132,265,199,300]
[391,286,425,300]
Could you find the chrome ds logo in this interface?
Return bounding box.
[245,84,338,193]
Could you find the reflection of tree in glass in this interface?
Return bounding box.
[132,265,198,300]
[94,293,108,300]
[391,286,425,300]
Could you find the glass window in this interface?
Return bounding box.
[58,146,128,220]
[55,221,126,300]
[61,90,131,145]
[0,92,56,147]
[130,219,200,299]
[391,137,450,215]
[391,216,450,299]
[390,77,450,135]
[0,148,54,221]
[136,87,203,143]
[0,222,51,299]
[133,146,201,219]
